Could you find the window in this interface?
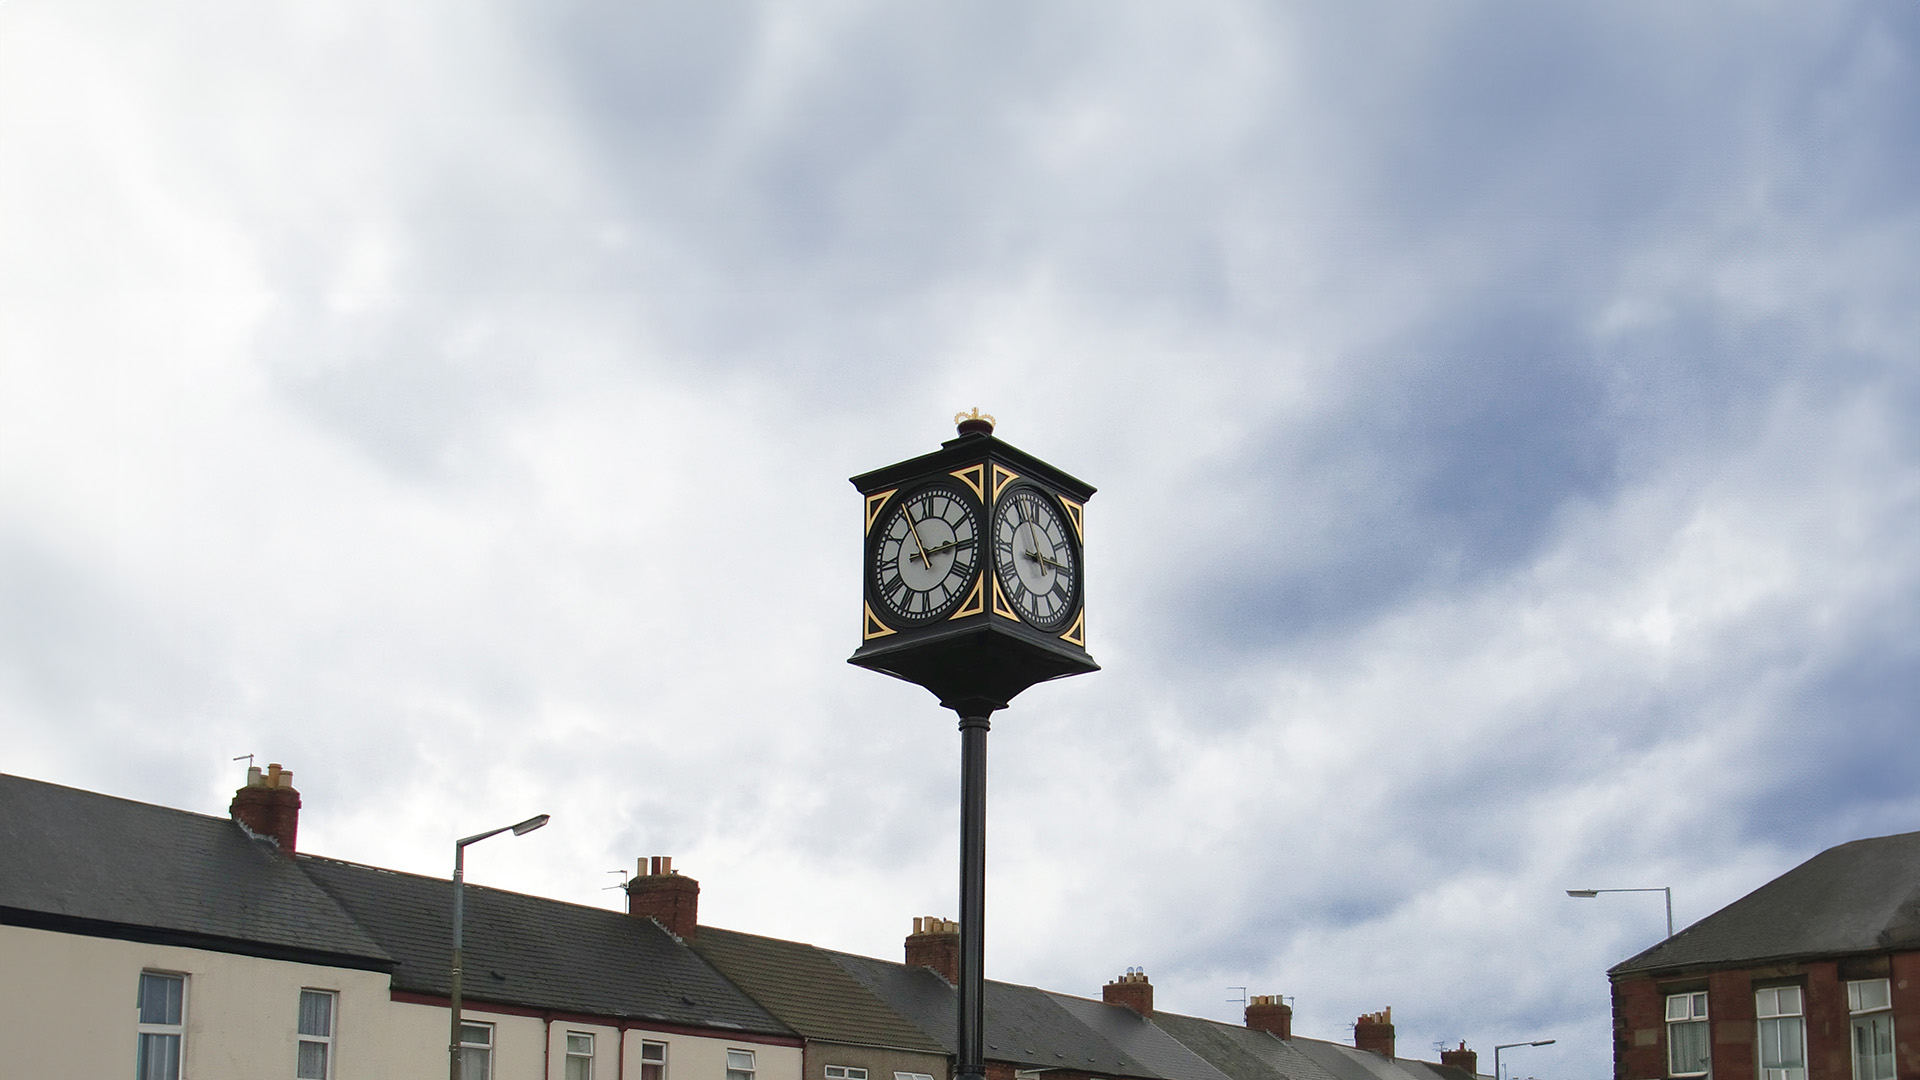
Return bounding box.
[1756,986,1806,1080]
[1667,991,1710,1077]
[640,1039,667,1080]
[565,1032,594,1080]
[297,990,336,1079]
[137,972,186,1080]
[895,1073,936,1080]
[727,1049,756,1080]
[826,1068,868,1080]
[461,1021,494,1080]
[1850,979,1896,1080]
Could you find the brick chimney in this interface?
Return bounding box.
[626,856,699,939]
[230,762,300,852]
[1103,968,1153,1016]
[905,916,960,984]
[1354,1008,1395,1059]
[1441,1042,1478,1075]
[1246,994,1292,1039]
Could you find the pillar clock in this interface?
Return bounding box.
[847,409,1099,1080]
[848,409,1098,716]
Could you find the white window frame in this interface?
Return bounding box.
[460,1020,495,1080]
[1756,986,1806,1080]
[565,1031,595,1080]
[1849,979,1896,1080]
[895,1073,936,1080]
[137,971,187,1080]
[639,1039,668,1080]
[1667,991,1711,1078]
[297,989,337,1080]
[727,1048,757,1080]
[825,1067,868,1080]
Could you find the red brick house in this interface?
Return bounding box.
[1608,830,1920,1080]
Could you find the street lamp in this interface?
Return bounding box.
[450,813,550,1080]
[1567,886,1674,938]
[1494,1039,1555,1080]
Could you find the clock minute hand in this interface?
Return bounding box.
[902,504,933,571]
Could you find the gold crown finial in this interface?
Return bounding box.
[954,408,995,435]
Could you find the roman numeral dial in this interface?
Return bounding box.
[991,485,1079,632]
[870,481,983,626]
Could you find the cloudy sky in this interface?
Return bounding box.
[5,2,1920,1075]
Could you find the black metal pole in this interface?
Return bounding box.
[956,712,991,1080]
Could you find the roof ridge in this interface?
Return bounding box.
[0,771,237,824]
[294,852,640,919]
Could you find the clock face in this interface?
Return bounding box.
[992,485,1079,631]
[870,482,982,625]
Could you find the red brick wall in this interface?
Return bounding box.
[626,873,700,938]
[1354,1013,1394,1059]
[1613,975,1666,1080]
[1802,960,1847,1080]
[1613,953,1920,1080]
[1246,998,1292,1040]
[1709,969,1754,1080]
[230,776,300,852]
[1893,954,1920,1079]
[1103,975,1153,1017]
[906,929,960,985]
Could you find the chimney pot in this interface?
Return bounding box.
[1246,994,1293,1040]
[1354,1008,1395,1059]
[626,856,699,938]
[1441,1043,1478,1075]
[905,915,961,984]
[230,762,301,853]
[1102,970,1153,1016]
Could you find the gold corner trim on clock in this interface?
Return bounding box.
[950,464,986,502]
[1060,497,1085,543]
[862,602,898,640]
[950,575,986,620]
[1059,608,1086,647]
[864,489,897,536]
[990,576,1020,621]
[990,464,1020,503]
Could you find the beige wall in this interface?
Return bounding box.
[0,925,804,1080]
[0,923,391,1078]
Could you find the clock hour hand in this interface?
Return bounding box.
[909,538,975,564]
[1025,547,1068,572]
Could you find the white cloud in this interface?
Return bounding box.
[4,4,1918,1077]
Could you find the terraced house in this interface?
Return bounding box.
[1,768,1491,1080]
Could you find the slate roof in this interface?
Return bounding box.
[299,857,790,1032]
[1150,1012,1344,1080]
[691,926,946,1052]
[827,949,1154,1075]
[1047,993,1235,1080]
[0,774,388,968]
[1288,1040,1475,1080]
[1611,830,1920,976]
[1150,1012,1481,1080]
[0,772,789,1036]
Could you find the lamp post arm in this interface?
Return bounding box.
[457,824,515,848]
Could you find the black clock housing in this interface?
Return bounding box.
[850,417,1097,717]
